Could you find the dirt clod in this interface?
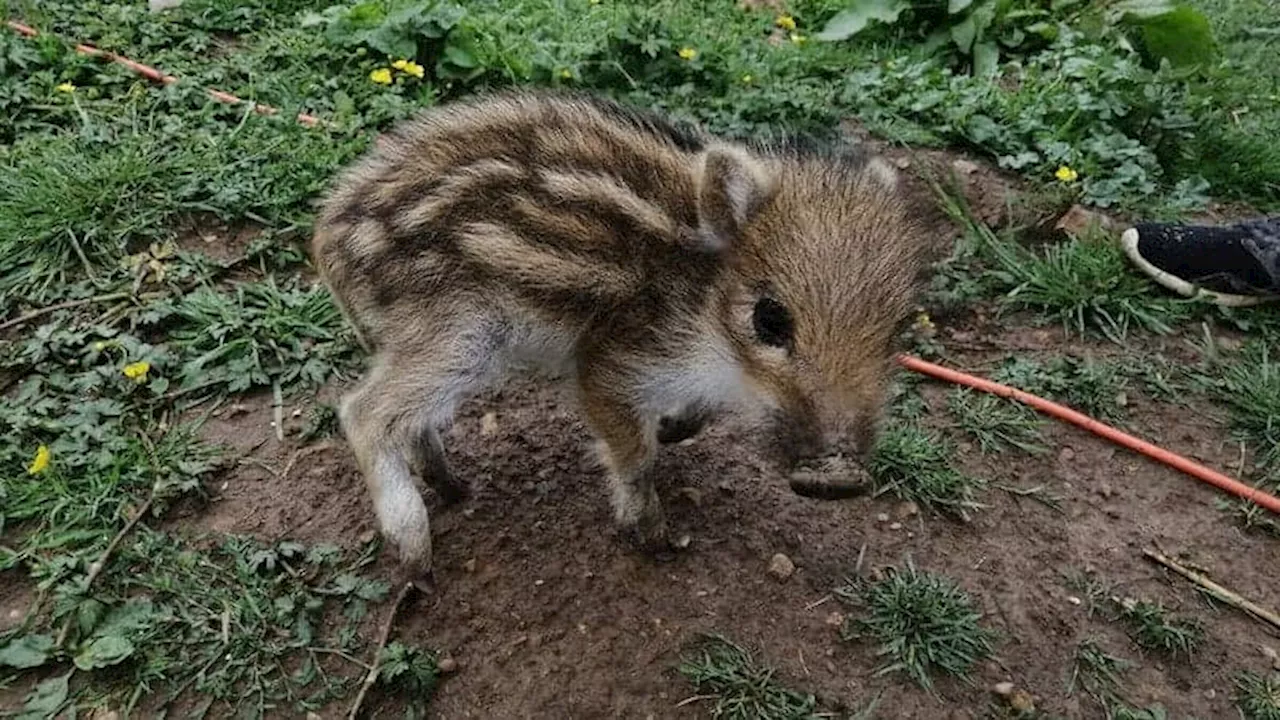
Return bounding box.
[439,657,459,674]
[768,553,796,581]
[876,513,890,523]
[894,501,920,519]
[992,682,1015,697]
[1010,690,1036,713]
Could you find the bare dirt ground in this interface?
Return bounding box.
[187,321,1278,719]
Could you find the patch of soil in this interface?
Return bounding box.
[187,341,1279,720]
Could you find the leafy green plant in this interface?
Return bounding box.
[142,278,359,400]
[301,1,484,84]
[835,559,997,690]
[816,0,1216,75]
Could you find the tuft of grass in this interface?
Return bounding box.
[677,634,821,720]
[946,388,1047,455]
[1068,639,1132,708]
[869,423,986,518]
[936,189,1194,342]
[835,559,997,691]
[1216,340,1280,469]
[1235,671,1280,720]
[1115,598,1204,658]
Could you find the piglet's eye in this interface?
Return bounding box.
[752,297,793,348]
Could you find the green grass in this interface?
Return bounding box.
[1235,671,1280,720]
[991,356,1130,424]
[1114,598,1204,658]
[835,559,996,691]
[936,187,1197,342]
[868,422,986,518]
[676,635,823,720]
[946,388,1047,455]
[1068,639,1132,708]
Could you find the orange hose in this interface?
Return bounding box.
[6,20,323,127]
[896,354,1280,515]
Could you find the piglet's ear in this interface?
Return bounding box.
[696,146,779,252]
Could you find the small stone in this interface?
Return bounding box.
[894,501,920,519]
[438,657,459,674]
[992,682,1015,697]
[463,559,477,573]
[889,522,903,531]
[149,0,182,11]
[876,513,890,523]
[1059,447,1076,462]
[1204,689,1216,700]
[825,611,846,626]
[1010,690,1035,713]
[952,158,980,175]
[1096,482,1114,499]
[1054,203,1114,238]
[358,530,377,545]
[480,412,499,436]
[674,534,692,549]
[893,157,912,169]
[91,711,120,720]
[1262,645,1277,661]
[768,553,796,581]
[1067,596,1082,606]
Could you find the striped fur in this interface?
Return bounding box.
[311,89,933,577]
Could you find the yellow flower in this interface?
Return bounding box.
[790,32,807,45]
[369,68,393,85]
[55,82,76,93]
[678,47,698,61]
[123,360,151,383]
[775,14,796,31]
[392,59,425,79]
[1055,165,1079,183]
[92,341,107,352]
[913,312,936,334]
[560,68,573,79]
[741,73,753,84]
[28,445,50,475]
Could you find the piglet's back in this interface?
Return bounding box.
[311,91,717,343]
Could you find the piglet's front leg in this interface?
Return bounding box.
[579,377,676,557]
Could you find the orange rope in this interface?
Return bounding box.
[5,19,323,127]
[897,354,1280,516]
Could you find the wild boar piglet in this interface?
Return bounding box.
[311,90,933,577]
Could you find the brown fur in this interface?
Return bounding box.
[311,89,933,577]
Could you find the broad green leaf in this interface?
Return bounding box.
[16,672,69,720]
[951,15,978,52]
[973,40,1000,76]
[949,0,974,13]
[1133,6,1217,68]
[814,0,908,41]
[73,634,135,670]
[0,634,54,669]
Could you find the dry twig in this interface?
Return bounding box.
[348,581,417,720]
[1143,549,1280,632]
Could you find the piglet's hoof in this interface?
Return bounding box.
[789,455,873,500]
